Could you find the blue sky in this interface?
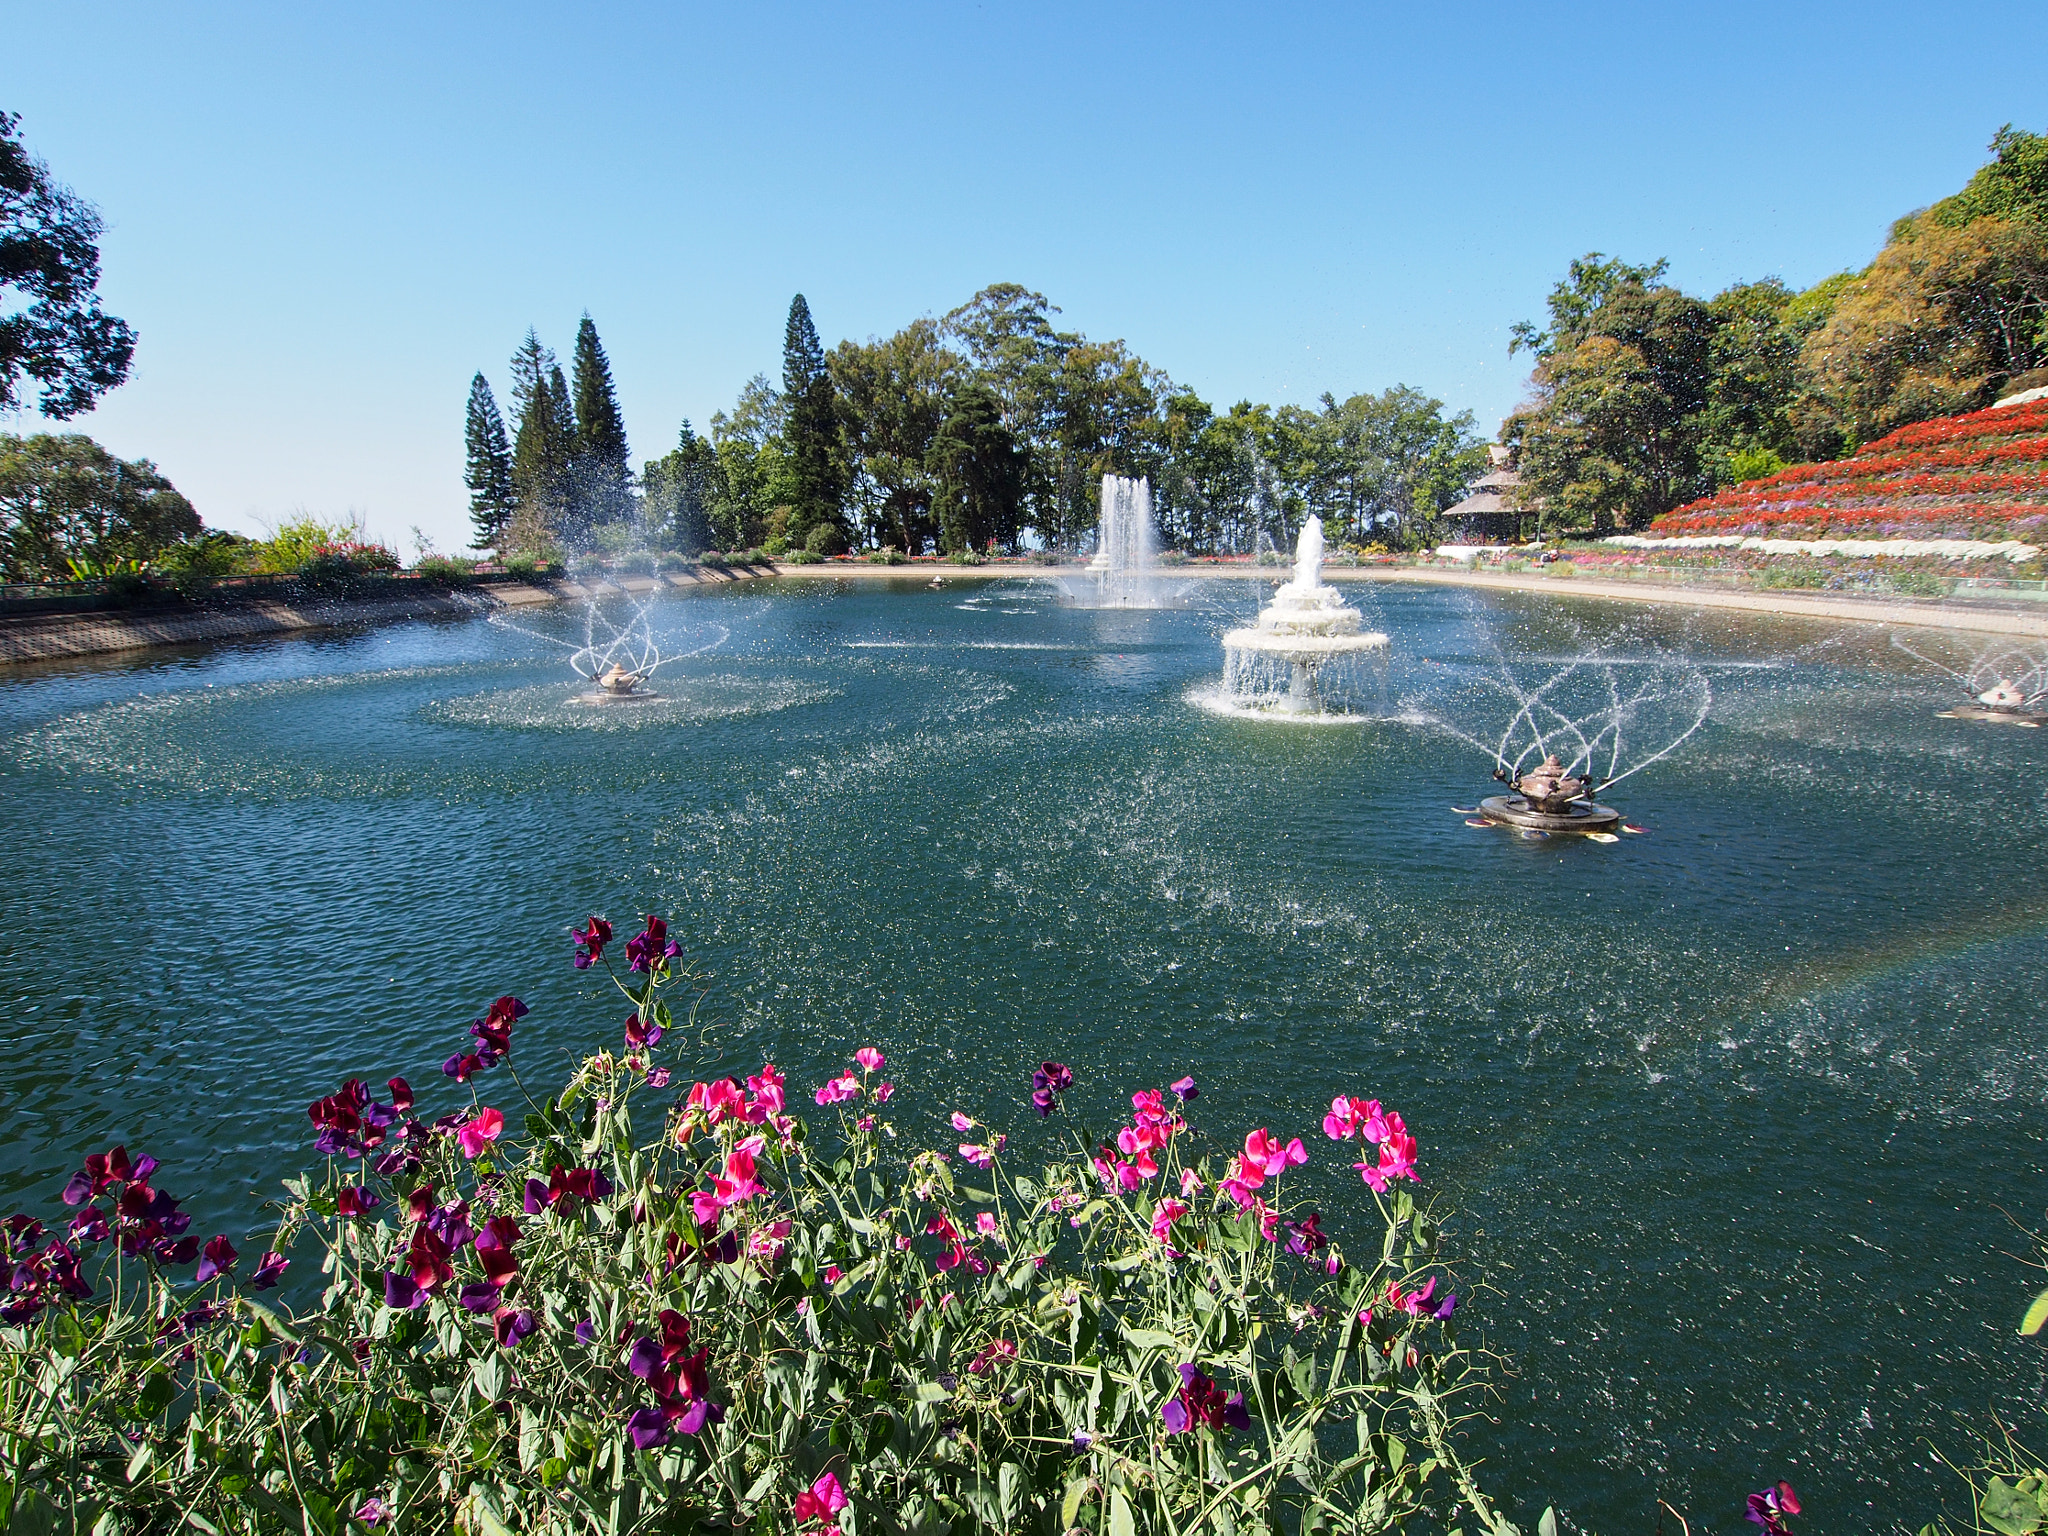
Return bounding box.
[7,2,2046,552]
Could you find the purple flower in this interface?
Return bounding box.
[675,1398,719,1434]
[1283,1212,1327,1257]
[575,1317,597,1346]
[382,1270,425,1310]
[572,916,613,969]
[458,1281,501,1312]
[195,1234,238,1283]
[523,1178,549,1215]
[1432,1292,1457,1320]
[355,1498,388,1527]
[1163,1362,1250,1434]
[1170,1076,1198,1102]
[627,1407,669,1450]
[492,1306,536,1348]
[250,1250,289,1290]
[625,915,680,975]
[1030,1061,1073,1117]
[629,1335,664,1380]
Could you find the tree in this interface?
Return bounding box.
[781,295,844,544]
[508,332,575,538]
[0,434,198,580]
[1797,216,2048,446]
[571,314,633,534]
[830,319,963,552]
[0,112,135,419]
[641,420,718,554]
[462,373,515,550]
[1932,125,2048,231]
[1504,254,1719,533]
[929,383,1027,554]
[1297,387,1484,545]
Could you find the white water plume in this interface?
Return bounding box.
[1890,632,2048,706]
[1418,642,1712,794]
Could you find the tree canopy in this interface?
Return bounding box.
[0,434,198,581]
[0,112,136,420]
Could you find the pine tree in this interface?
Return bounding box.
[781,294,844,543]
[547,361,584,545]
[641,420,719,555]
[509,331,566,523]
[463,373,516,549]
[571,314,634,534]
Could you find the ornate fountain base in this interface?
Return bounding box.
[1478,794,1622,834]
[572,687,663,706]
[1936,705,2044,726]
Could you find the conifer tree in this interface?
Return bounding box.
[509,332,565,520]
[571,314,634,535]
[463,373,516,549]
[781,294,844,542]
[546,361,584,545]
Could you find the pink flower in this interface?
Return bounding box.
[747,1064,785,1116]
[647,1067,671,1088]
[950,1111,975,1132]
[747,1219,792,1261]
[824,1264,843,1283]
[1150,1197,1189,1241]
[976,1212,1000,1236]
[686,1078,746,1126]
[854,1047,885,1072]
[814,1072,860,1105]
[456,1108,504,1159]
[714,1145,765,1206]
[873,1081,894,1102]
[1179,1167,1204,1197]
[1243,1128,1307,1179]
[792,1471,848,1527]
[959,1143,991,1169]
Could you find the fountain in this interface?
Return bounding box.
[569,590,665,703]
[1894,635,2048,725]
[1064,475,1179,608]
[1417,641,1711,839]
[1218,516,1388,714]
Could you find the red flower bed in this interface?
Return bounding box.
[1651,399,2048,538]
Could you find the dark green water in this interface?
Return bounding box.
[1,575,2043,1534]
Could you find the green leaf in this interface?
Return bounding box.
[1984,1477,2042,1536]
[124,1438,155,1483]
[1122,1328,1179,1351]
[1062,1478,1094,1530]
[472,1352,506,1402]
[916,1381,953,1402]
[2021,1288,2048,1336]
[1110,1489,1137,1536]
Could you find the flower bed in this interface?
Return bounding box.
[1649,399,2048,544]
[0,916,1529,1535]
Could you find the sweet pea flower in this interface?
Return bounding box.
[792,1472,848,1527]
[386,1078,413,1113]
[625,915,681,974]
[572,916,612,968]
[456,1108,504,1160]
[855,1047,885,1071]
[624,1009,664,1049]
[383,1270,426,1310]
[1243,1128,1308,1180]
[873,1081,894,1103]
[355,1498,388,1527]
[492,1305,538,1348]
[976,1212,1000,1237]
[1150,1197,1189,1242]
[195,1235,238,1283]
[1161,1362,1251,1435]
[1031,1061,1073,1117]
[336,1186,381,1218]
[814,1072,860,1105]
[1283,1212,1327,1256]
[824,1264,844,1283]
[1746,1482,1802,1536]
[250,1250,289,1290]
[949,1111,975,1133]
[746,1064,785,1116]
[1170,1075,1198,1102]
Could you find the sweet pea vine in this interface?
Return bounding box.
[0,911,1550,1536]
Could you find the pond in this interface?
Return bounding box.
[0,574,2042,1534]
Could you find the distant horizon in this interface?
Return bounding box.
[5,1,2044,552]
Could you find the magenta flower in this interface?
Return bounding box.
[873,1081,894,1103]
[1030,1061,1073,1117]
[950,1111,975,1132]
[1161,1363,1250,1434]
[250,1250,289,1290]
[624,1009,664,1049]
[792,1472,849,1528]
[456,1108,504,1160]
[814,1072,860,1105]
[625,914,681,974]
[387,1077,413,1113]
[355,1499,388,1527]
[746,1064,786,1115]
[1283,1212,1326,1256]
[1746,1482,1802,1536]
[458,1280,501,1312]
[195,1234,238,1282]
[336,1186,381,1218]
[1242,1129,1308,1180]
[855,1047,885,1071]
[572,915,612,969]
[1150,1197,1189,1242]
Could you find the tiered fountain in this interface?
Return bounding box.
[1219,516,1387,714]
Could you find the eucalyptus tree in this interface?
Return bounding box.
[830,318,964,553]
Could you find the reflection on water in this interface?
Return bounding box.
[0,578,2043,1535]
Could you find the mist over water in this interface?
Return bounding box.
[0,577,2043,1534]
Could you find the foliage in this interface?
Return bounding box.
[152,530,256,596]
[642,423,719,557]
[804,522,849,557]
[510,332,580,549]
[0,917,1524,1536]
[930,383,1027,555]
[572,315,635,539]
[412,555,479,586]
[0,111,136,419]
[784,295,847,547]
[0,433,199,582]
[467,374,518,551]
[1932,127,2048,233]
[783,548,823,564]
[248,514,401,579]
[831,319,960,556]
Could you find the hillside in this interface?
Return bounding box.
[1647,396,2048,543]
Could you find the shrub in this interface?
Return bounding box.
[805,524,850,557]
[954,549,986,567]
[763,535,790,557]
[503,552,548,581]
[784,549,823,564]
[1156,550,1189,567]
[0,918,1523,1536]
[412,555,478,586]
[1254,550,1284,566]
